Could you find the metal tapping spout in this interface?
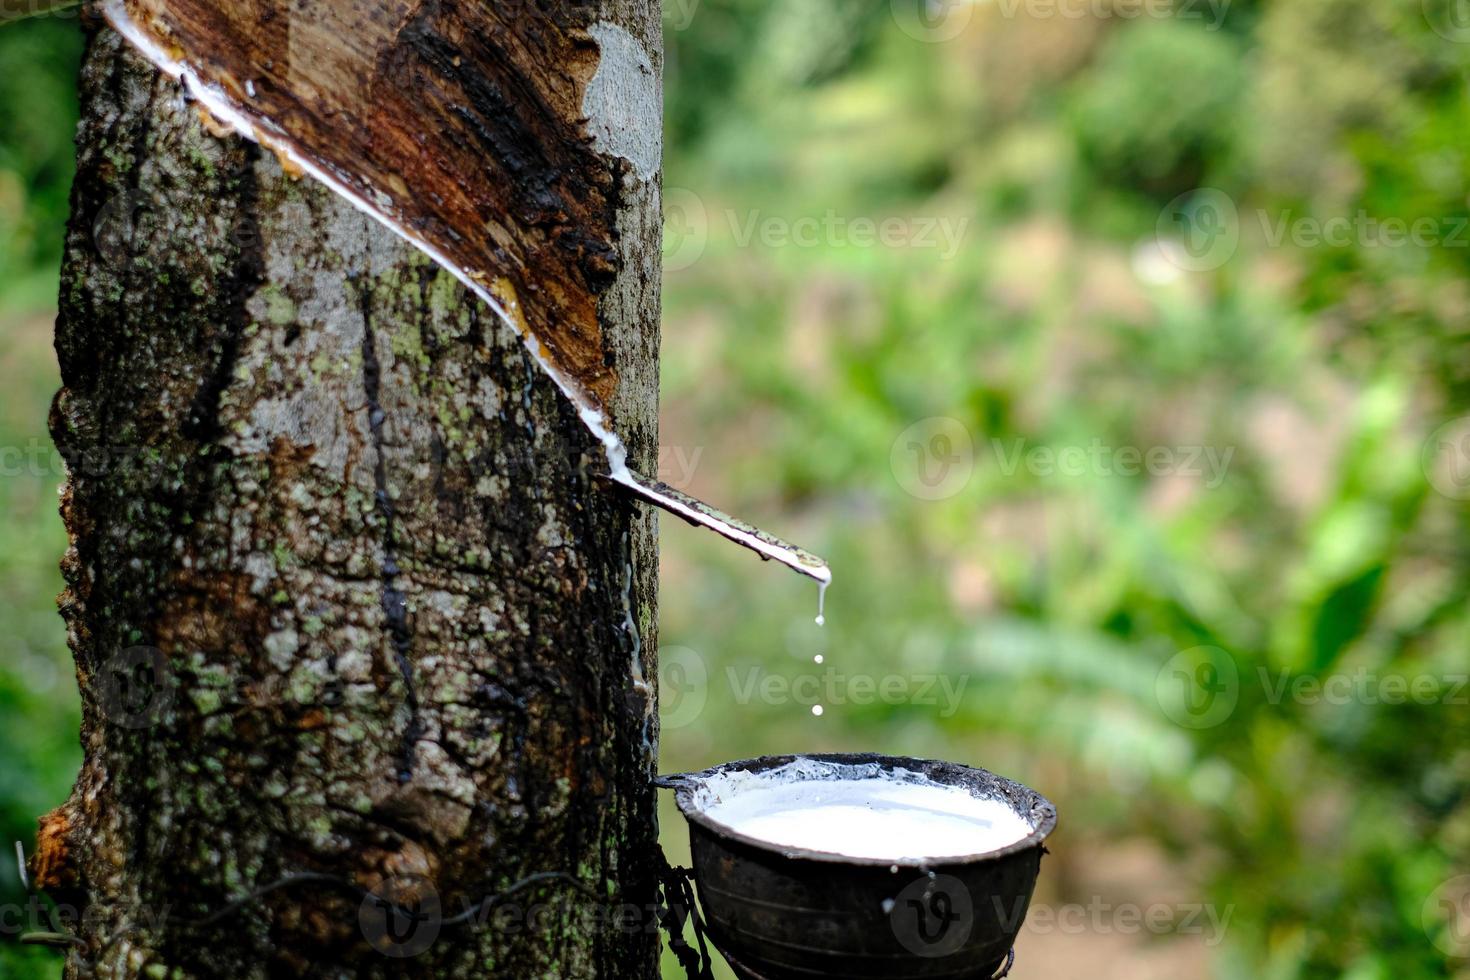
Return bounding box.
[610,469,832,587]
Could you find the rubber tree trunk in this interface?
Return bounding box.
[36,8,662,977]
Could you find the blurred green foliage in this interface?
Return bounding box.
[0,16,81,309]
[2,2,1469,978]
[0,14,83,980]
[657,1,1469,977]
[1071,19,1246,194]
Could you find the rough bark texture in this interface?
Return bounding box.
[38,8,662,977]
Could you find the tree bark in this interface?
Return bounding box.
[38,7,662,977]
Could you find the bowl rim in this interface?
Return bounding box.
[658,752,1058,868]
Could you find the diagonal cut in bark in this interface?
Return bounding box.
[101,0,832,586]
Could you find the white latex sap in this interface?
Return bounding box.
[696,761,1032,861]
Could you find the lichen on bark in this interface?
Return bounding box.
[40,7,662,976]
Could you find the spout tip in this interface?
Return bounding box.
[609,469,832,586]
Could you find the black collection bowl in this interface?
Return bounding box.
[658,754,1057,980]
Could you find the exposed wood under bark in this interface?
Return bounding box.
[104,0,655,417]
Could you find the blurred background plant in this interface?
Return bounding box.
[3,1,1469,977]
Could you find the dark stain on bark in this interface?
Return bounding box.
[355,276,422,784]
[184,142,263,443]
